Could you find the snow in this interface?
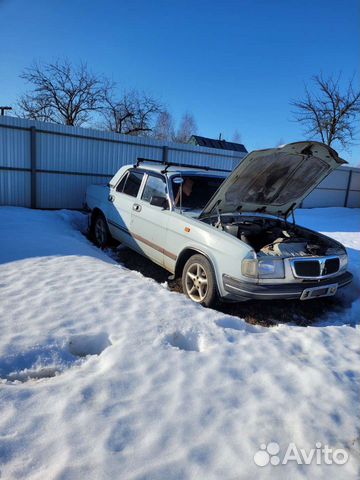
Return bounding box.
[0,206,359,479]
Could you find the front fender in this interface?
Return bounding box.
[175,243,224,294]
[166,212,253,297]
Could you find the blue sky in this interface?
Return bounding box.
[1,0,359,163]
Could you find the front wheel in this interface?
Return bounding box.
[182,254,217,307]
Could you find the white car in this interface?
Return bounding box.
[85,141,352,306]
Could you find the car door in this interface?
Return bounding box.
[130,172,171,267]
[107,169,145,250]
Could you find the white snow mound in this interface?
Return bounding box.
[0,206,359,479]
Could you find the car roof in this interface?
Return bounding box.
[109,163,229,188]
[135,163,229,176]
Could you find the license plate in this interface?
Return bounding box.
[300,284,338,300]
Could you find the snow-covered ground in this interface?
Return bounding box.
[0,207,359,480]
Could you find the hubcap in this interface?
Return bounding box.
[185,263,208,302]
[95,218,106,245]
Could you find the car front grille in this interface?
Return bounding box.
[293,260,320,277]
[292,257,340,278]
[324,257,340,275]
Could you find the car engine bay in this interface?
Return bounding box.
[203,214,345,258]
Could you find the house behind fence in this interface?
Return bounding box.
[0,116,359,210]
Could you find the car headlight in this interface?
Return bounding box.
[242,252,285,279]
[258,258,285,278]
[339,253,348,271]
[241,251,258,277]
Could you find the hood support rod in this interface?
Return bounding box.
[284,202,297,227]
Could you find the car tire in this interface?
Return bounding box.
[182,254,217,307]
[91,212,111,248]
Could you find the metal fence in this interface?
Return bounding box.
[0,116,245,209]
[0,116,359,209]
[302,165,360,208]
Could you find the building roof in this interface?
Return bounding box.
[189,135,248,153]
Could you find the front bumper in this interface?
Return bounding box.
[222,271,353,301]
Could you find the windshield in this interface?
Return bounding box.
[172,175,225,211]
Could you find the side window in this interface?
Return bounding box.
[142,175,167,203]
[116,172,128,193]
[122,171,144,197]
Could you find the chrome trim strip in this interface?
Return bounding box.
[107,219,177,261]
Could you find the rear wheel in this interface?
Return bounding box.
[92,213,111,248]
[182,254,217,307]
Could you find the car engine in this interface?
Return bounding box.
[204,214,344,258]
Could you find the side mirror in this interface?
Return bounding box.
[150,196,168,209]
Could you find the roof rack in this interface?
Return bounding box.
[135,157,232,173]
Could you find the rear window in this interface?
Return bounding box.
[122,171,144,197]
[116,172,128,193]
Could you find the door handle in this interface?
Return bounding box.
[108,194,115,203]
[133,203,142,212]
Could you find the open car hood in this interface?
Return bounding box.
[199,141,346,219]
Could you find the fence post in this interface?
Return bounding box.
[30,127,37,209]
[162,145,169,164]
[344,169,353,207]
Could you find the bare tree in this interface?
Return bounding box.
[232,130,242,143]
[291,73,360,149]
[152,110,175,141]
[18,60,107,126]
[174,112,197,143]
[102,89,162,136]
